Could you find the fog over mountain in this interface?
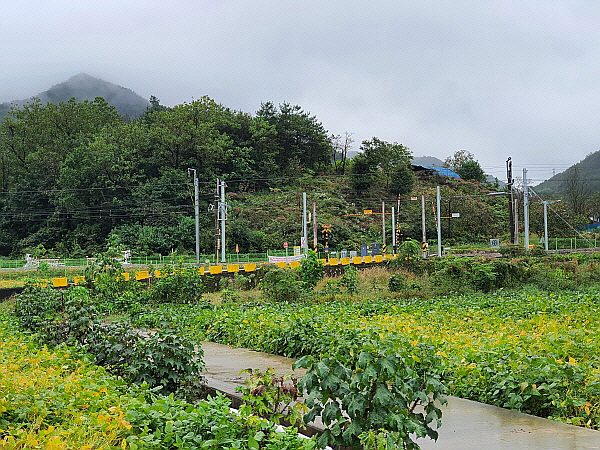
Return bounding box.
[1,73,149,119]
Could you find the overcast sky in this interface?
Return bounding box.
[3,0,600,184]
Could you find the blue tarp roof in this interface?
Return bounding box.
[419,166,461,178]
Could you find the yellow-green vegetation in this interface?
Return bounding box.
[0,314,134,449]
[0,309,316,450]
[126,253,600,430]
[168,289,600,428]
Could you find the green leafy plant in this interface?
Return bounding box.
[294,337,447,450]
[388,274,406,292]
[298,250,325,288]
[89,322,205,396]
[340,266,359,295]
[143,263,206,305]
[237,367,307,426]
[259,265,308,302]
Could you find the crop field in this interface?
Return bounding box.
[0,311,316,450]
[5,250,600,449]
[134,287,600,429]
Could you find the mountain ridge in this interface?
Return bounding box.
[1,73,149,119]
[534,149,600,194]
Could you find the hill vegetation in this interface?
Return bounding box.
[0,76,596,258]
[0,73,149,121]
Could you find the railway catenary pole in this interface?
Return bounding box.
[303,192,308,253]
[187,168,200,265]
[506,158,515,244]
[436,186,442,257]
[523,168,530,251]
[220,179,227,263]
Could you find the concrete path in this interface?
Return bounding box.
[201,341,600,449]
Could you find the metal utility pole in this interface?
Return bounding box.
[312,202,317,250]
[436,186,442,257]
[302,192,308,253]
[188,169,200,265]
[421,195,426,249]
[219,180,227,263]
[391,207,396,253]
[543,201,549,251]
[506,158,515,244]
[382,201,386,248]
[214,179,220,263]
[523,168,530,251]
[514,197,519,244]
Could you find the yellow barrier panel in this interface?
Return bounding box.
[364,256,373,263]
[374,255,383,263]
[209,265,223,274]
[317,259,327,265]
[52,277,68,288]
[385,254,393,260]
[328,258,339,266]
[198,267,205,275]
[244,263,257,272]
[227,264,240,273]
[341,257,350,265]
[73,276,85,285]
[152,270,161,279]
[352,256,363,265]
[275,262,287,268]
[289,260,301,268]
[135,270,149,281]
[120,272,131,281]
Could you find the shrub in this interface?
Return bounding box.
[87,321,205,396]
[15,285,98,347]
[388,274,406,292]
[143,266,206,305]
[298,250,325,288]
[294,336,447,450]
[259,265,308,302]
[339,266,359,295]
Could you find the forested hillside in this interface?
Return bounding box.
[0,91,588,258]
[0,73,149,121]
[535,150,600,195]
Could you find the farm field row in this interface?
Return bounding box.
[0,311,316,450]
[138,289,600,429]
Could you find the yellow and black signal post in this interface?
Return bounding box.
[321,224,333,259]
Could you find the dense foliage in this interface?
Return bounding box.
[0,311,316,449]
[3,93,577,260]
[121,253,600,431]
[0,96,336,257]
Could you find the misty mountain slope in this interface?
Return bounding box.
[1,73,149,119]
[412,156,445,167]
[534,150,600,195]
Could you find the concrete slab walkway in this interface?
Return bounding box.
[201,341,600,449]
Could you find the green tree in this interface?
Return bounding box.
[390,164,415,195]
[444,149,475,171]
[256,102,333,174]
[360,137,412,173]
[456,160,486,182]
[0,98,123,255]
[351,153,378,192]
